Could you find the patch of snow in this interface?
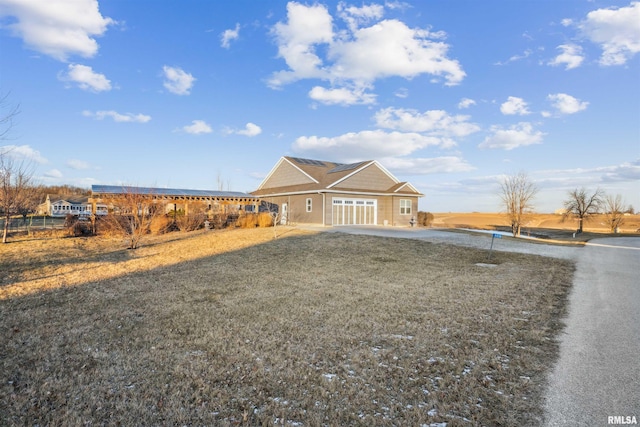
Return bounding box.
[475,262,497,268]
[390,334,414,340]
[322,373,337,381]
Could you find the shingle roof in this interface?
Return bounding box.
[253,156,423,196]
[48,194,90,204]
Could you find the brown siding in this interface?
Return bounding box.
[288,194,323,225]
[261,160,316,189]
[262,194,324,225]
[331,164,396,191]
[392,196,419,226]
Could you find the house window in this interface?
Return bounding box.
[400,199,412,215]
[306,198,312,212]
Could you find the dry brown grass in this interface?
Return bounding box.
[0,228,573,426]
[433,212,640,233]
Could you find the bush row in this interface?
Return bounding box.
[63,212,275,237]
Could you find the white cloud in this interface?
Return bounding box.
[479,122,545,150]
[83,110,151,123]
[381,156,475,174]
[58,64,111,92]
[536,160,640,187]
[182,120,212,135]
[0,0,115,61]
[548,44,584,70]
[269,2,334,87]
[598,159,640,182]
[394,87,408,98]
[579,1,640,66]
[337,2,385,32]
[221,23,240,49]
[385,1,412,12]
[495,49,532,65]
[268,2,465,96]
[293,129,442,162]
[0,144,48,163]
[374,107,480,142]
[162,66,195,95]
[236,122,262,137]
[309,86,376,105]
[66,159,90,170]
[329,19,465,86]
[44,169,63,179]
[458,98,476,109]
[547,93,589,114]
[500,96,530,115]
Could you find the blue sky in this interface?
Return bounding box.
[1,0,638,212]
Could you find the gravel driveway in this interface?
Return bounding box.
[303,225,580,260]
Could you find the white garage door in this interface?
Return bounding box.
[332,198,377,225]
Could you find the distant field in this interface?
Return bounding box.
[0,228,573,426]
[432,212,640,241]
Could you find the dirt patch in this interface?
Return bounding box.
[1,228,574,425]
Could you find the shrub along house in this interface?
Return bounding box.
[252,156,423,226]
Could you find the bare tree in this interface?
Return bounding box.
[0,148,35,243]
[499,172,538,237]
[175,204,206,232]
[259,200,282,238]
[563,187,604,233]
[102,186,164,249]
[0,93,20,140]
[1,96,34,243]
[603,193,626,233]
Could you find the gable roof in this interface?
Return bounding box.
[253,156,423,197]
[47,194,90,205]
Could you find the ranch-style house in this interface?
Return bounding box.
[252,156,423,227]
[38,194,108,217]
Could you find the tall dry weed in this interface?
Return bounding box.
[236,213,273,228]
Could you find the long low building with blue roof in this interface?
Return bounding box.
[89,185,260,215]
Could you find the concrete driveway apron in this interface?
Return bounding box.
[543,237,640,426]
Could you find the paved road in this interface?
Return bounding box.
[303,226,639,425]
[543,237,640,426]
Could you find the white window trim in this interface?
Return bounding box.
[306,198,312,212]
[400,199,412,215]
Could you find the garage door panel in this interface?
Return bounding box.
[332,198,376,226]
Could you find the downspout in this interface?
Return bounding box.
[321,192,325,226]
[391,196,394,226]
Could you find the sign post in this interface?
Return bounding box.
[488,233,501,261]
